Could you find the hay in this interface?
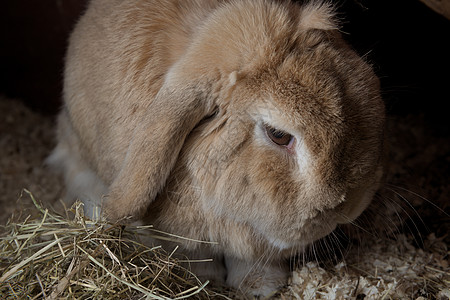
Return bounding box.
[1,191,448,300]
[0,190,225,300]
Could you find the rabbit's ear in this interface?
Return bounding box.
[105,73,218,220]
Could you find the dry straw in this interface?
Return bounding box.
[0,190,227,299]
[1,190,449,299]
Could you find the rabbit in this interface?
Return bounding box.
[48,0,386,297]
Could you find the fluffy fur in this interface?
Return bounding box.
[49,0,385,296]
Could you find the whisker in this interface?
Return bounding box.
[311,243,320,267]
[387,187,428,226]
[335,211,377,237]
[385,190,425,232]
[301,245,307,267]
[387,184,450,218]
[321,234,339,264]
[385,187,430,247]
[378,194,404,236]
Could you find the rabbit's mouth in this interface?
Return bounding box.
[266,224,338,251]
[257,182,380,252]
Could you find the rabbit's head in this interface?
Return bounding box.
[107,1,385,250]
[167,42,383,251]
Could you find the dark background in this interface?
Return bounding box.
[1,0,86,114]
[1,0,449,135]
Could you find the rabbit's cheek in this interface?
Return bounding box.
[335,166,383,224]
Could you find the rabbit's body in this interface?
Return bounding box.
[49,0,385,296]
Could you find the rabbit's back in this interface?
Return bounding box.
[63,0,219,183]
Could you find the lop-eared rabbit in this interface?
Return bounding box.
[49,0,385,296]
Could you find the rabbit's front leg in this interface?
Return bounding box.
[47,111,106,221]
[225,255,289,298]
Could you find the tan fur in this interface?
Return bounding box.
[49,0,385,296]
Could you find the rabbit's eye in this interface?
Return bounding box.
[265,125,293,146]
